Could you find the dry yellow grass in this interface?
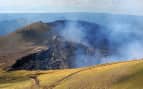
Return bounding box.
[0,59,143,89]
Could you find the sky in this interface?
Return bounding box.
[0,0,143,15]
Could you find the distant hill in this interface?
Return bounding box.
[0,18,31,35]
[1,12,143,35]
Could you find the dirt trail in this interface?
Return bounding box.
[40,60,135,89]
[44,61,130,89]
[45,68,92,89]
[30,75,40,89]
[29,71,55,89]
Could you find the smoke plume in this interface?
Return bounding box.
[60,17,143,67]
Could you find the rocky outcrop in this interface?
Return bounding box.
[9,39,95,70]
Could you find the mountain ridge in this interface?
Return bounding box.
[0,20,109,70]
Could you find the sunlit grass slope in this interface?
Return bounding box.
[0,59,143,89]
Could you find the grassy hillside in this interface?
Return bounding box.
[0,59,143,89]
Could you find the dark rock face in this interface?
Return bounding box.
[10,48,69,70]
[9,40,94,70]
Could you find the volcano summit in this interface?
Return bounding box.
[0,20,112,70]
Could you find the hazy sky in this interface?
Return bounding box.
[0,0,143,15]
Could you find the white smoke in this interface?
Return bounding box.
[60,15,143,67]
[100,19,143,63]
[60,21,89,46]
